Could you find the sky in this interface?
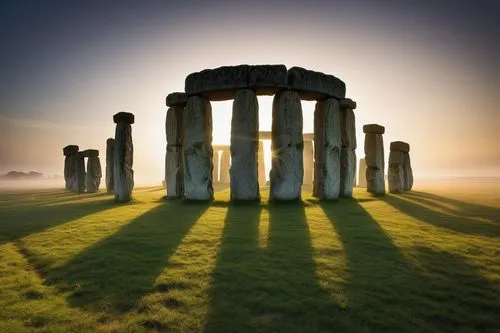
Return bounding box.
[1,0,499,184]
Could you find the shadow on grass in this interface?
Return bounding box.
[204,201,343,333]
[46,200,210,313]
[382,194,500,237]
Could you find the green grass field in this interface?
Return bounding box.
[0,181,499,332]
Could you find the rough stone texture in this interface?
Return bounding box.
[63,145,79,190]
[212,151,219,183]
[219,150,231,184]
[66,154,79,191]
[113,112,135,124]
[388,151,404,193]
[340,108,356,149]
[366,167,385,195]
[230,89,260,200]
[339,98,357,110]
[82,149,99,158]
[364,133,385,169]
[403,152,414,191]
[114,119,134,202]
[258,141,266,186]
[63,145,79,156]
[363,124,385,134]
[270,90,303,201]
[358,158,367,188]
[64,156,71,189]
[76,152,86,193]
[287,66,346,101]
[303,140,314,185]
[105,138,115,193]
[313,98,341,200]
[86,156,102,193]
[183,96,213,200]
[249,65,287,95]
[166,106,185,198]
[166,92,188,107]
[340,148,356,197]
[390,141,410,153]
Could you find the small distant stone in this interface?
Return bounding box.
[113,112,135,124]
[390,141,410,152]
[63,145,79,156]
[82,149,99,158]
[363,124,385,134]
[166,92,188,107]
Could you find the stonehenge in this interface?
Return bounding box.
[75,151,86,193]
[339,98,357,197]
[165,95,186,198]
[390,141,414,191]
[113,112,135,202]
[83,149,102,193]
[63,145,79,190]
[106,138,115,193]
[363,124,385,195]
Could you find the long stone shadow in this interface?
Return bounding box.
[318,199,425,331]
[408,191,500,223]
[204,201,342,333]
[0,196,116,244]
[382,194,500,237]
[46,200,210,313]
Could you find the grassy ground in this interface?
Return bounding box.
[0,181,499,332]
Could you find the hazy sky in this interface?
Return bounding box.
[1,0,499,183]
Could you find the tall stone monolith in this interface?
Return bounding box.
[184,96,213,200]
[391,141,414,191]
[63,145,79,190]
[105,138,115,193]
[388,142,406,193]
[84,149,102,193]
[113,112,134,202]
[230,89,260,200]
[313,98,341,200]
[270,90,303,201]
[358,158,367,188]
[363,124,385,195]
[339,98,357,197]
[76,151,86,193]
[165,104,185,198]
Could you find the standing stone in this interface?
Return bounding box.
[258,141,266,186]
[113,112,135,202]
[219,150,231,184]
[184,96,213,200]
[303,140,314,186]
[403,153,413,191]
[388,150,404,193]
[105,138,115,193]
[358,158,367,188]
[363,124,385,195]
[63,145,79,190]
[84,149,102,193]
[270,90,303,201]
[212,151,219,184]
[230,89,260,200]
[76,152,86,193]
[339,98,357,197]
[313,98,341,200]
[166,105,185,198]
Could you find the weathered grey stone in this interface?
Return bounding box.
[390,141,410,153]
[339,98,357,110]
[388,164,404,193]
[183,96,213,200]
[105,138,115,193]
[366,167,385,195]
[230,89,260,200]
[86,156,102,193]
[165,106,185,198]
[166,106,184,146]
[403,152,414,191]
[303,140,314,186]
[358,158,367,188]
[76,152,86,193]
[166,92,188,107]
[66,154,78,191]
[63,145,79,156]
[258,141,266,186]
[82,149,99,158]
[363,124,385,134]
[340,107,356,148]
[113,112,135,124]
[64,156,71,189]
[287,66,346,101]
[364,133,384,169]
[249,65,287,95]
[270,90,303,201]
[212,151,219,183]
[114,115,134,202]
[340,148,356,197]
[313,98,341,200]
[389,150,404,165]
[219,150,231,184]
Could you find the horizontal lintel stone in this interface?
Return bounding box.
[363,124,385,134]
[166,92,189,107]
[390,141,410,152]
[63,145,79,156]
[113,112,135,124]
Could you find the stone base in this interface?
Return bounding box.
[340,148,356,197]
[366,167,385,195]
[388,164,404,193]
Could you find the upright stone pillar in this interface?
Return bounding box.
[105,138,115,193]
[219,150,231,184]
[339,98,357,197]
[63,145,79,190]
[388,142,407,193]
[270,90,303,201]
[212,151,219,184]
[358,158,367,188]
[258,141,266,186]
[400,142,414,191]
[165,99,186,199]
[363,124,385,195]
[230,89,260,200]
[76,151,86,193]
[303,139,314,186]
[313,98,341,200]
[113,112,135,202]
[184,96,213,200]
[84,149,102,193]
